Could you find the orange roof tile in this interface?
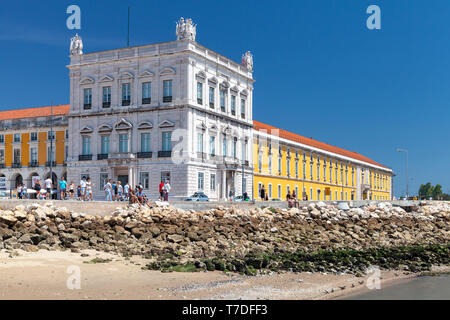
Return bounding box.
[253,120,390,170]
[0,105,70,121]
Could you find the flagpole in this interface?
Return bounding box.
[50,102,53,194]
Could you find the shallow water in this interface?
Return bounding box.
[345,275,450,300]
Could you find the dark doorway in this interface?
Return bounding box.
[118,175,128,186]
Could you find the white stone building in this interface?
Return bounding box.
[66,19,255,200]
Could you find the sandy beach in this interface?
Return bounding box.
[0,248,436,300]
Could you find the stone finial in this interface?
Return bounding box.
[70,33,83,56]
[241,51,253,72]
[176,17,196,41]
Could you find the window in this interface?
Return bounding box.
[303,153,306,179]
[323,158,327,181]
[220,89,226,112]
[295,159,298,177]
[209,87,215,108]
[141,133,151,152]
[268,184,272,199]
[317,189,321,200]
[335,161,338,183]
[330,160,332,182]
[258,153,262,171]
[278,157,282,174]
[65,145,68,161]
[47,146,55,162]
[84,88,92,109]
[197,82,203,104]
[163,80,172,102]
[268,155,272,173]
[317,156,320,181]
[335,191,338,200]
[119,134,128,153]
[30,132,38,141]
[30,147,38,163]
[66,130,69,139]
[162,132,172,151]
[232,138,237,158]
[14,133,21,143]
[13,149,20,164]
[240,99,246,118]
[142,82,151,104]
[82,136,91,155]
[48,130,55,140]
[209,136,215,156]
[210,174,216,191]
[278,184,282,199]
[101,136,110,154]
[122,83,131,106]
[310,188,313,201]
[231,95,236,115]
[243,178,247,194]
[242,141,246,161]
[0,135,4,143]
[103,86,111,107]
[295,186,299,199]
[198,172,204,190]
[286,156,290,176]
[222,136,227,157]
[140,172,149,189]
[100,173,108,191]
[197,133,203,153]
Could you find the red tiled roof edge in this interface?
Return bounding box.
[253,120,390,170]
[0,105,70,121]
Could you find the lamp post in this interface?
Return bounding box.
[397,149,408,199]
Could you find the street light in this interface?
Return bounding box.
[397,149,408,199]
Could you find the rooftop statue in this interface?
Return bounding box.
[241,51,253,72]
[176,17,196,41]
[70,33,83,56]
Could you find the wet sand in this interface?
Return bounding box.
[1,249,436,300]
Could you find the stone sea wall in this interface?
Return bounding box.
[0,201,449,274]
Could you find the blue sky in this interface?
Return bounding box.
[0,0,449,197]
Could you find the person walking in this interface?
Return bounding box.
[86,177,93,201]
[163,179,171,201]
[159,180,164,200]
[117,181,123,201]
[80,176,87,201]
[34,180,42,200]
[44,177,53,200]
[228,188,234,202]
[59,177,67,200]
[260,185,266,201]
[123,182,130,201]
[104,179,113,201]
[17,184,22,199]
[69,181,75,200]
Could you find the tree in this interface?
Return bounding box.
[432,184,443,200]
[418,183,433,199]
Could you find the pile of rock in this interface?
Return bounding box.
[0,201,448,266]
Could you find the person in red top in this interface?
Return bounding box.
[159,180,164,200]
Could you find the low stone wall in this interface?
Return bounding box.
[1,200,448,274]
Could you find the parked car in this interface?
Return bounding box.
[185,192,210,201]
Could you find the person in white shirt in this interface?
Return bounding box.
[44,178,53,200]
[123,183,130,200]
[163,180,171,201]
[104,179,112,201]
[85,177,93,201]
[80,177,87,201]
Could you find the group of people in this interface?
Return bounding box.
[103,179,171,206]
[259,184,300,208]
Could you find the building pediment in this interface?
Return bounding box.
[100,75,114,83]
[119,71,134,80]
[139,70,155,78]
[196,71,206,81]
[80,126,94,134]
[80,77,95,85]
[158,120,175,128]
[114,118,133,130]
[98,124,113,133]
[137,121,154,130]
[159,67,176,76]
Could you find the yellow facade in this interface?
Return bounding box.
[0,130,65,168]
[253,133,392,201]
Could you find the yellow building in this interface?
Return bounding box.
[0,105,69,189]
[252,121,392,201]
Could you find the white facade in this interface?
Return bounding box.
[67,20,255,200]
